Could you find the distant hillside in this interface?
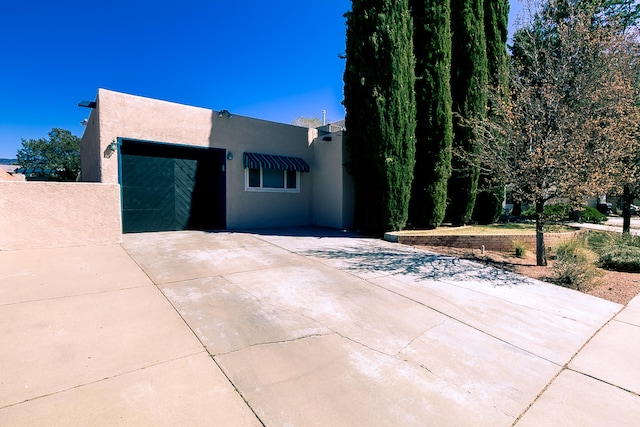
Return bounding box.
[0,158,18,165]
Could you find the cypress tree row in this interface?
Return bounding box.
[408,0,453,229]
[473,0,510,224]
[343,0,417,234]
[447,0,488,225]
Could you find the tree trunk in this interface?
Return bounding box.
[623,184,631,235]
[536,197,547,266]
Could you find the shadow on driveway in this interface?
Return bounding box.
[298,244,537,287]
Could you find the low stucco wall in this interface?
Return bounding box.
[0,182,122,250]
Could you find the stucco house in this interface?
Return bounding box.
[79,89,354,233]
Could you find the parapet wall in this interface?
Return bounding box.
[0,182,122,250]
[386,230,585,252]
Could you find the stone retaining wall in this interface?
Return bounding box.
[386,230,584,252]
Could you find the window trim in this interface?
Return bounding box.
[244,167,300,193]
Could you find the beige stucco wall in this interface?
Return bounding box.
[0,182,122,250]
[82,88,318,229]
[211,113,315,229]
[311,130,354,229]
[79,107,101,182]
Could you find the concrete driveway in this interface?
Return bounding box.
[1,228,639,425]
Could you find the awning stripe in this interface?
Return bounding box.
[243,152,310,173]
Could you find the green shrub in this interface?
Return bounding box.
[513,239,527,258]
[586,231,640,272]
[586,230,616,251]
[521,207,535,218]
[552,238,600,290]
[580,206,607,224]
[521,203,570,222]
[544,204,571,221]
[598,246,640,272]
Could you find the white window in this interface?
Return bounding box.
[245,167,300,192]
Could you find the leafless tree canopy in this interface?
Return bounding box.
[478,0,640,264]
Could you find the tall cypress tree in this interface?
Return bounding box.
[343,0,416,234]
[473,0,510,224]
[408,0,453,229]
[447,0,488,225]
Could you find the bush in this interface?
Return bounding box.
[598,246,640,272]
[513,239,527,258]
[521,203,571,222]
[544,204,571,221]
[521,207,535,218]
[580,206,607,224]
[552,237,600,290]
[587,231,640,272]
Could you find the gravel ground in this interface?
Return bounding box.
[414,245,640,306]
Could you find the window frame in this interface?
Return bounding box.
[244,167,300,193]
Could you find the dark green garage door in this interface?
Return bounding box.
[120,140,226,233]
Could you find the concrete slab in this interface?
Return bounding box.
[398,317,560,419]
[615,304,640,327]
[159,276,331,354]
[222,263,447,357]
[124,230,628,424]
[256,234,621,327]
[123,231,296,284]
[628,292,640,308]
[516,369,640,426]
[569,319,640,394]
[215,333,514,426]
[0,245,153,305]
[0,286,204,408]
[257,233,440,280]
[0,353,261,426]
[369,274,603,365]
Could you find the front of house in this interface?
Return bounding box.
[80,89,353,233]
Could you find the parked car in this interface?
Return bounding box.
[630,204,640,216]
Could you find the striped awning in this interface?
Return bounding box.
[243,152,310,173]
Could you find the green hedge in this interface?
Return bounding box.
[587,232,640,272]
[581,206,607,224]
[599,246,640,272]
[521,203,571,221]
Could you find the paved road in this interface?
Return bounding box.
[570,216,640,235]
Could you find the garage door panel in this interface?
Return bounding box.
[120,141,225,233]
[123,185,175,210]
[122,209,177,233]
[174,158,198,229]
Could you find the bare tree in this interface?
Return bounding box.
[507,1,640,265]
[292,116,323,128]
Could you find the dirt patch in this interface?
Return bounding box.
[413,244,640,306]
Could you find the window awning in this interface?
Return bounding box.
[243,152,310,173]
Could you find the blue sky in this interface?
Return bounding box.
[0,0,523,159]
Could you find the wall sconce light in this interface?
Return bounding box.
[103,141,118,158]
[218,109,232,118]
[227,151,233,160]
